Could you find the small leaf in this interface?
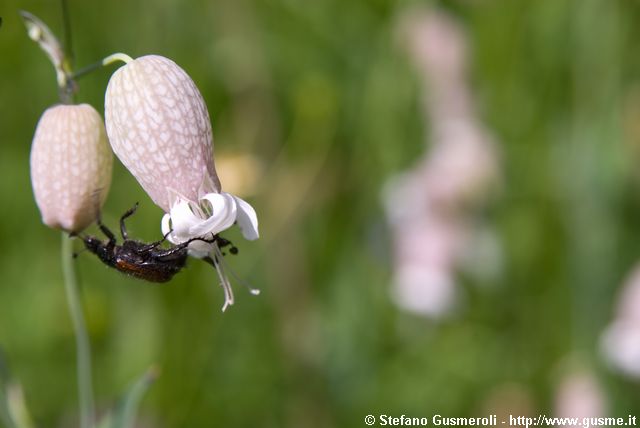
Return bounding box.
[19,10,68,87]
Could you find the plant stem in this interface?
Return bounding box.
[61,234,94,428]
[103,52,133,65]
[71,52,133,80]
[60,0,73,67]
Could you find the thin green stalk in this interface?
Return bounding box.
[71,53,133,80]
[60,0,73,67]
[61,234,94,428]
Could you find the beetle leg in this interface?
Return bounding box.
[178,235,217,248]
[153,236,217,259]
[153,245,188,259]
[185,236,217,246]
[134,230,172,253]
[119,202,139,240]
[97,218,117,248]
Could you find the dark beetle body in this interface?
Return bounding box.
[78,204,223,283]
[113,240,187,282]
[88,237,189,283]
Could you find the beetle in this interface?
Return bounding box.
[75,203,236,283]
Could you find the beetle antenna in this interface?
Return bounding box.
[68,232,88,258]
[73,247,88,259]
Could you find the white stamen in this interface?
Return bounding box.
[212,243,234,312]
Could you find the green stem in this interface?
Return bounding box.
[61,234,94,428]
[102,52,133,65]
[71,53,133,80]
[60,0,73,68]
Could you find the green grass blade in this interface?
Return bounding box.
[6,384,35,428]
[95,366,159,428]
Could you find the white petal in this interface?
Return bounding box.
[188,192,237,236]
[233,195,259,240]
[160,192,259,259]
[186,240,214,258]
[161,213,171,235]
[170,200,203,236]
[161,213,177,243]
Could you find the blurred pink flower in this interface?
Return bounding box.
[384,7,501,318]
[601,265,640,378]
[391,265,458,318]
[385,174,463,317]
[424,122,498,208]
[400,8,468,91]
[555,370,607,424]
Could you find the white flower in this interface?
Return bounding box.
[160,192,259,311]
[104,54,259,310]
[161,192,259,258]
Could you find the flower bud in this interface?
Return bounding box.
[30,104,113,232]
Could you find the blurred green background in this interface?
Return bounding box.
[1,0,640,426]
